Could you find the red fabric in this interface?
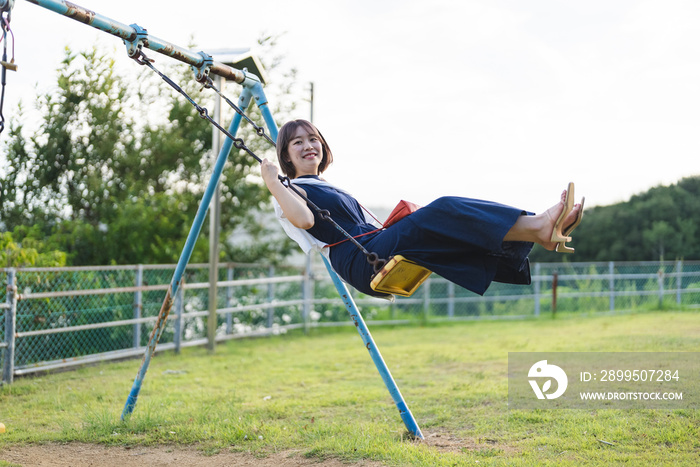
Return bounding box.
[384,200,421,227]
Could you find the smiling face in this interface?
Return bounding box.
[276,119,334,179]
[286,126,323,177]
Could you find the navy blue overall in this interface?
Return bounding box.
[299,176,533,297]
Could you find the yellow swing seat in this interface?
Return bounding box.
[370,255,432,297]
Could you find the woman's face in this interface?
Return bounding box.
[286,125,323,177]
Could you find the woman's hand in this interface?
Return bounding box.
[260,158,314,229]
[260,158,280,189]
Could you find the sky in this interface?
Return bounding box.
[4,0,700,211]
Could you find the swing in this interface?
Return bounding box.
[370,255,432,297]
[321,199,433,297]
[129,49,431,300]
[127,49,426,432]
[367,201,432,296]
[312,207,432,298]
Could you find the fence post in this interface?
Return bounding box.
[173,280,184,354]
[657,268,665,307]
[609,261,615,311]
[267,265,275,328]
[225,265,234,334]
[552,271,558,317]
[447,281,455,319]
[533,263,541,317]
[133,264,143,348]
[2,269,17,385]
[676,260,682,305]
[207,245,219,352]
[302,255,312,334]
[309,260,316,323]
[423,278,431,322]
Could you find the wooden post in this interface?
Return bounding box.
[552,271,558,317]
[2,269,17,384]
[133,264,143,348]
[533,263,541,317]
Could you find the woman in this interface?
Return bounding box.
[261,119,583,298]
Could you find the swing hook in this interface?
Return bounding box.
[0,1,13,14]
[131,50,153,66]
[124,24,148,59]
[367,253,387,274]
[191,51,213,84]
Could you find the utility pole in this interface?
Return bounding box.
[206,49,268,351]
[303,81,315,334]
[309,81,314,123]
[207,73,224,351]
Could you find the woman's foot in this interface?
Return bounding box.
[503,189,582,250]
[540,191,582,250]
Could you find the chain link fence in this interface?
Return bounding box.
[2,259,699,384]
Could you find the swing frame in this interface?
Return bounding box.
[28,0,424,439]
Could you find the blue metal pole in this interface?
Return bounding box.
[120,91,251,420]
[248,81,278,141]
[320,255,424,439]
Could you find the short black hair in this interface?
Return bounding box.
[276,119,333,179]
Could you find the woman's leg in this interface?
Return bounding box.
[503,191,583,250]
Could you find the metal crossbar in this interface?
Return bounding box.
[26,0,257,84]
[19,275,305,300]
[16,316,172,338]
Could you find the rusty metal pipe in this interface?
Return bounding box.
[26,0,251,84]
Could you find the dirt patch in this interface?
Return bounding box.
[0,443,385,467]
[420,431,470,452]
[0,432,518,465]
[420,430,519,456]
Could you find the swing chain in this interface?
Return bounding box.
[130,50,388,274]
[314,202,385,273]
[203,76,276,147]
[130,50,263,165]
[367,253,387,274]
[277,177,384,270]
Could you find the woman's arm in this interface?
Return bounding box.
[261,159,315,229]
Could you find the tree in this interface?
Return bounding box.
[643,220,677,261]
[0,230,66,268]
[2,47,139,256]
[1,37,299,266]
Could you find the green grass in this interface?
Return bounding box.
[1,311,699,465]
